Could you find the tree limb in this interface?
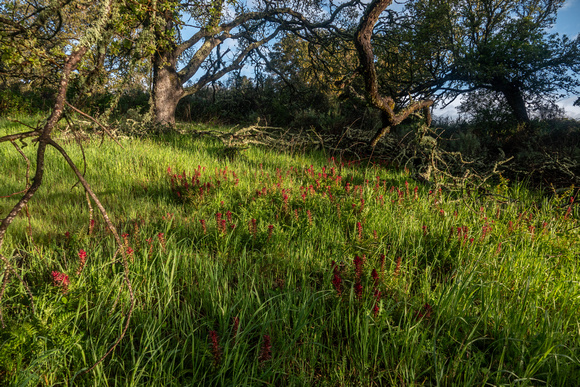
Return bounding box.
[65,102,124,149]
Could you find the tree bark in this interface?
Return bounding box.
[501,83,530,125]
[152,39,184,126]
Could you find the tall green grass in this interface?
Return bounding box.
[1,118,579,385]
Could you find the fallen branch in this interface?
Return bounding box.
[47,138,135,375]
[65,101,124,149]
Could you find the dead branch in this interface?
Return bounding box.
[190,123,318,151]
[0,130,41,144]
[0,269,9,328]
[86,190,95,235]
[65,101,124,149]
[0,47,88,324]
[47,138,135,375]
[1,0,134,377]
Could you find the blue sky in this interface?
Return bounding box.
[552,0,580,118]
[554,0,580,38]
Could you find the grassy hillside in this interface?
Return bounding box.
[1,117,579,385]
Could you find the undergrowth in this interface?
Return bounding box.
[1,120,579,385]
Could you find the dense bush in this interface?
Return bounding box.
[175,75,372,134]
[0,85,55,117]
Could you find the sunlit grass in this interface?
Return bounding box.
[1,119,579,385]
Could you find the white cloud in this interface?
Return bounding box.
[558,96,580,119]
[433,99,462,119]
[561,0,577,10]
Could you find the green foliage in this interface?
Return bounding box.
[176,72,368,134]
[0,86,56,117]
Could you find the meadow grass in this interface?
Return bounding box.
[1,117,579,386]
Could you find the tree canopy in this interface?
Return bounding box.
[1,0,579,127]
[403,0,580,124]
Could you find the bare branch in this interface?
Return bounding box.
[0,269,10,328]
[0,130,41,144]
[65,102,124,149]
[354,0,433,147]
[186,27,283,95]
[46,138,134,376]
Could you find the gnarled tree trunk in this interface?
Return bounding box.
[151,11,184,127]
[502,84,530,125]
[354,0,433,147]
[152,53,184,126]
[491,76,530,125]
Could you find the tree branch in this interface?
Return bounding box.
[65,102,124,149]
[46,138,135,376]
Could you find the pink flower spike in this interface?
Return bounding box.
[355,282,363,301]
[208,330,221,365]
[259,335,272,365]
[52,271,70,291]
[332,272,342,296]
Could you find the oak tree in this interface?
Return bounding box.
[404,0,580,125]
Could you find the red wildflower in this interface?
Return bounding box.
[146,238,154,255]
[52,271,70,292]
[353,255,363,280]
[232,317,240,345]
[372,289,381,317]
[259,335,272,366]
[332,272,342,296]
[416,303,433,320]
[394,257,402,277]
[250,218,258,238]
[208,330,221,365]
[354,282,363,301]
[157,232,166,251]
[76,250,87,275]
[268,224,274,240]
[380,254,386,278]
